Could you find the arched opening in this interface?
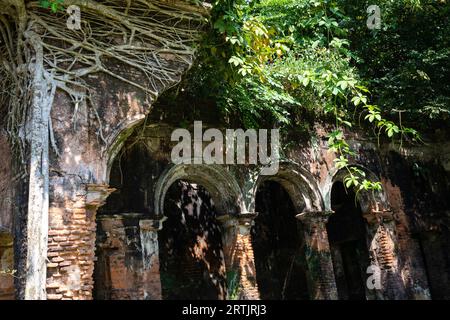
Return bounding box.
[158,180,226,299]
[327,181,370,300]
[94,141,169,300]
[95,132,234,300]
[252,180,309,300]
[95,117,243,300]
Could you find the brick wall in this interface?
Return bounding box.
[46,187,96,300]
[95,214,162,300]
[45,180,113,300]
[234,232,260,299]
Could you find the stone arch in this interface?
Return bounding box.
[103,117,147,184]
[249,160,324,214]
[323,165,391,217]
[249,161,332,300]
[324,165,407,300]
[154,164,244,217]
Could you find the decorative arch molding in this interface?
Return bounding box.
[103,116,147,183]
[249,160,324,213]
[154,164,244,217]
[324,167,409,299]
[323,165,391,218]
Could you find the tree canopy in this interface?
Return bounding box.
[165,0,449,190]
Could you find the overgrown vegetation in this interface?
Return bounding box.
[171,0,449,191]
[343,0,450,128]
[1,0,449,192]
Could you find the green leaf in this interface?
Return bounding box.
[51,2,58,13]
[352,96,361,106]
[387,128,394,137]
[341,120,352,127]
[213,19,226,32]
[337,80,348,90]
[361,96,368,105]
[302,77,310,87]
[40,0,50,8]
[228,56,244,67]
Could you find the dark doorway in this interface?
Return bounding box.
[327,182,370,300]
[252,180,309,300]
[418,227,450,299]
[158,180,226,299]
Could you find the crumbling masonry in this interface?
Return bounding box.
[0,1,449,300]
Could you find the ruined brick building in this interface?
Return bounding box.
[0,1,449,300]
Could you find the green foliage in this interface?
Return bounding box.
[39,0,65,13]
[226,270,240,300]
[39,0,449,192]
[184,0,439,191]
[166,0,444,191]
[340,0,450,129]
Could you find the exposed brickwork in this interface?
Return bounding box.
[40,137,450,300]
[382,178,431,299]
[364,211,408,299]
[377,226,396,269]
[219,214,260,300]
[234,233,260,299]
[5,109,443,300]
[40,106,450,301]
[1,0,448,299]
[46,182,113,300]
[95,214,164,300]
[297,211,338,300]
[46,194,94,299]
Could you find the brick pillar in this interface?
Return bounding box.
[296,211,338,300]
[363,210,408,300]
[46,180,114,300]
[218,213,260,300]
[139,217,166,300]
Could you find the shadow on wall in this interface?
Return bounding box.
[327,182,370,300]
[100,143,170,216]
[158,180,227,300]
[252,181,310,300]
[383,151,450,299]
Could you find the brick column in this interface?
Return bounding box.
[363,210,408,300]
[217,213,260,300]
[46,180,114,300]
[296,211,338,300]
[139,216,166,300]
